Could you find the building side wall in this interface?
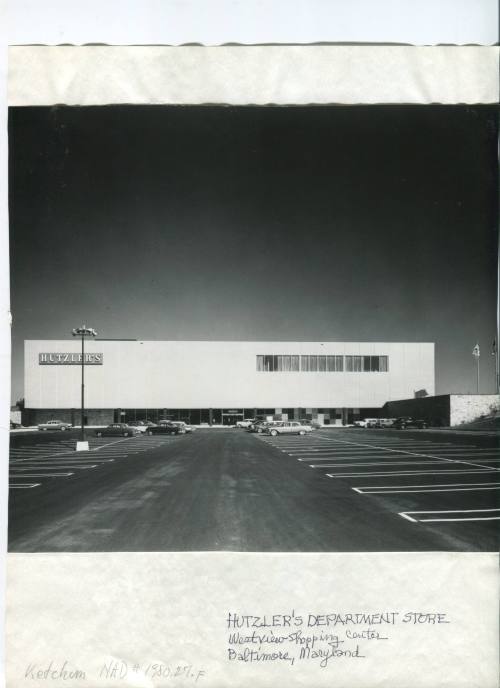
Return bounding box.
[383,395,451,426]
[450,395,500,426]
[25,340,435,409]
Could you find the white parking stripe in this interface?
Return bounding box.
[289,446,485,454]
[355,486,500,494]
[9,483,41,489]
[9,472,74,477]
[299,455,500,464]
[354,479,500,489]
[327,468,496,478]
[399,508,500,523]
[308,436,496,470]
[9,464,98,470]
[311,460,475,468]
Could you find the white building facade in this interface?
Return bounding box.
[24,340,435,426]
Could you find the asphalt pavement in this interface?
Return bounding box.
[8,428,500,552]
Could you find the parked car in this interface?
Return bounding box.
[299,419,321,429]
[128,421,150,433]
[169,421,190,434]
[38,420,72,431]
[247,420,264,432]
[236,419,256,428]
[249,420,281,433]
[146,422,181,436]
[393,417,428,429]
[173,422,195,433]
[353,418,378,428]
[374,418,396,428]
[264,421,313,436]
[95,423,142,437]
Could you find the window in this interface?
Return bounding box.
[327,355,343,371]
[257,353,386,372]
[346,356,362,371]
[346,355,389,372]
[257,355,300,371]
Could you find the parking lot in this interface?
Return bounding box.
[8,427,499,552]
[259,429,500,530]
[9,432,179,490]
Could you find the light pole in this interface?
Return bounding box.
[472,343,480,394]
[72,325,97,450]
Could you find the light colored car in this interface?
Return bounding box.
[353,418,378,428]
[38,420,72,431]
[128,421,149,433]
[264,421,313,436]
[170,421,192,434]
[374,418,396,428]
[236,419,255,428]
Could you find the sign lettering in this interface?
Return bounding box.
[39,353,103,365]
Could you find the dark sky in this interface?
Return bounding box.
[8,105,499,402]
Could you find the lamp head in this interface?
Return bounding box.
[72,326,98,337]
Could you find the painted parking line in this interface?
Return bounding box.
[302,437,496,470]
[9,464,99,470]
[297,452,499,460]
[10,457,116,462]
[326,468,498,478]
[288,445,484,452]
[8,472,74,477]
[310,460,482,469]
[9,483,41,489]
[353,482,500,494]
[399,508,500,523]
[301,454,500,464]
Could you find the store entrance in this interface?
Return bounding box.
[222,413,243,426]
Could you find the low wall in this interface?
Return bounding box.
[383,394,500,427]
[450,395,500,426]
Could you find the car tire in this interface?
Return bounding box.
[60,426,66,431]
[299,430,306,435]
[147,430,153,436]
[96,431,102,437]
[123,432,129,437]
[270,429,278,436]
[42,427,47,431]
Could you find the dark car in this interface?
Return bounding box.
[95,423,142,437]
[393,417,428,429]
[145,422,180,436]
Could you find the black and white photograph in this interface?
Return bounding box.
[8,101,499,554]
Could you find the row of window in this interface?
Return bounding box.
[256,355,389,372]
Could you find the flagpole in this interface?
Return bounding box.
[495,341,499,395]
[472,344,480,394]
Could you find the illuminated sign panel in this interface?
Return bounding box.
[39,353,103,365]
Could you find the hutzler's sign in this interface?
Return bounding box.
[39,353,103,365]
